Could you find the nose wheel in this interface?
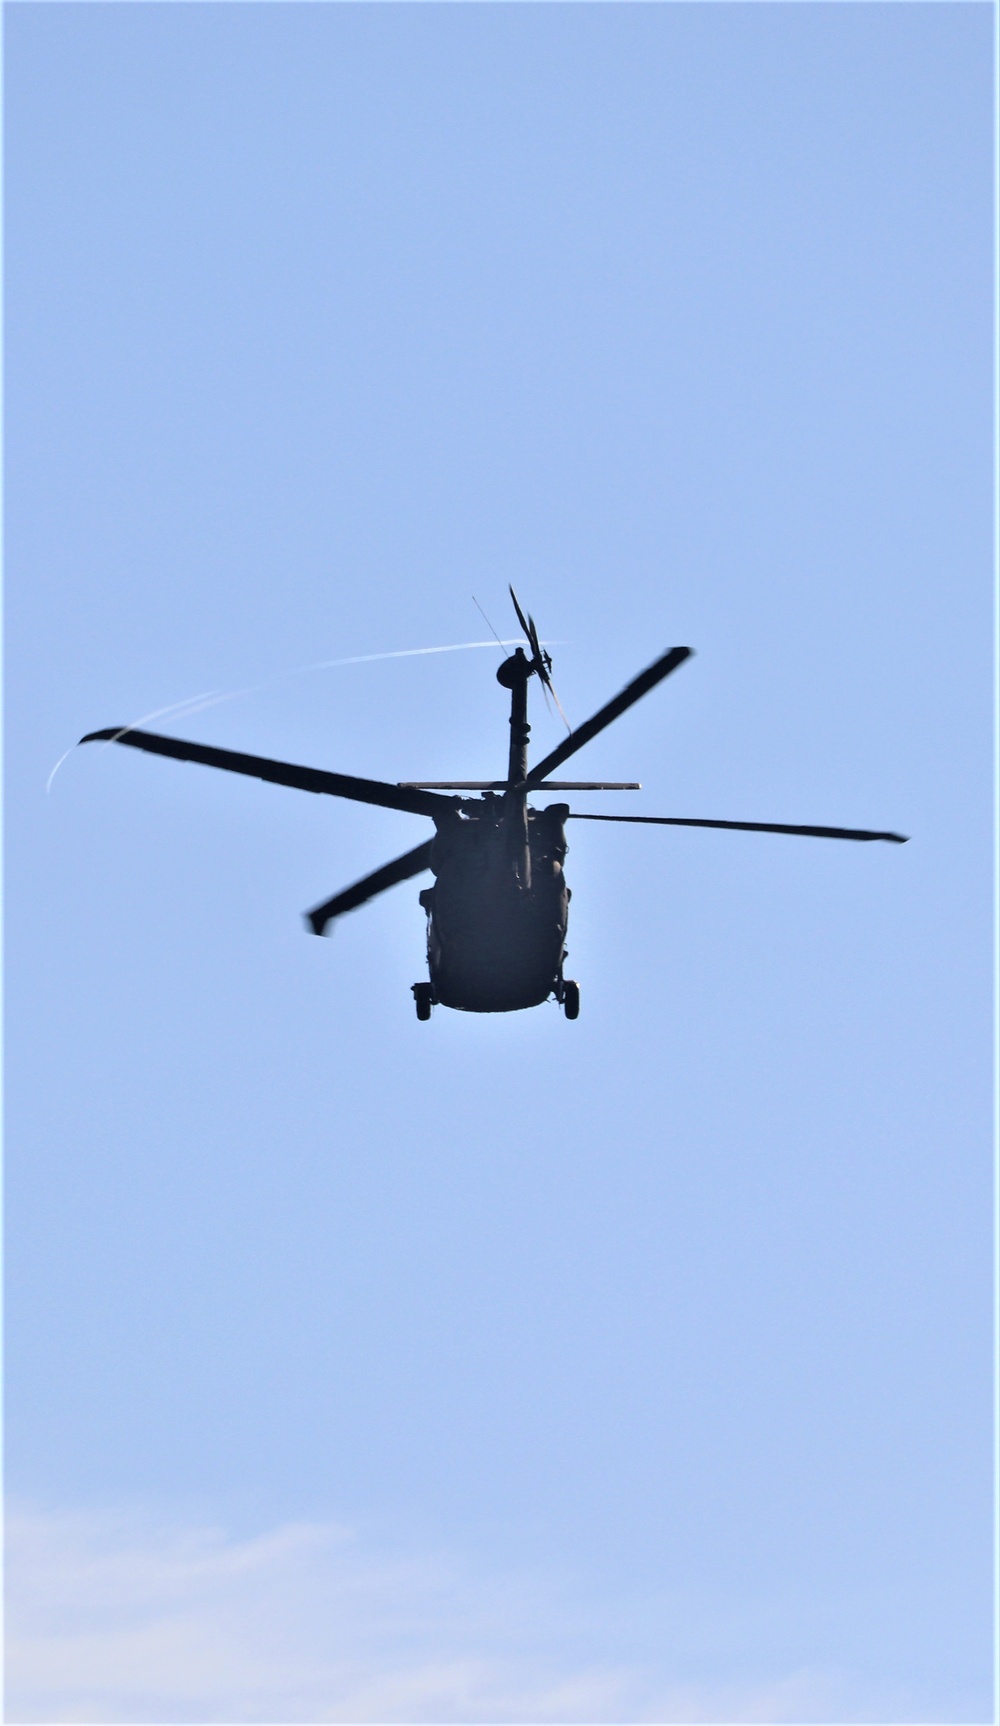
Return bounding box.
[412,982,434,1021]
[562,979,580,1020]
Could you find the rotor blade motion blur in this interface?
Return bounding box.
[509,586,571,733]
[508,587,533,646]
[79,728,452,818]
[526,646,693,784]
[568,814,908,842]
[305,840,435,936]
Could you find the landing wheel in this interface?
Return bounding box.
[412,982,433,1021]
[562,979,580,1020]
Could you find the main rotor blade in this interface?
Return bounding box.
[526,646,693,785]
[79,727,452,819]
[567,814,908,843]
[305,839,434,936]
[399,781,641,790]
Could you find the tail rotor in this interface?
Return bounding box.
[509,587,572,734]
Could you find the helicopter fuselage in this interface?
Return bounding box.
[421,798,571,1012]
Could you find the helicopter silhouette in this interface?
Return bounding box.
[80,590,907,1020]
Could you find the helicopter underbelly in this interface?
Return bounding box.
[426,870,569,1013]
[420,802,572,1013]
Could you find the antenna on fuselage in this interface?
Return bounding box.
[473,595,512,659]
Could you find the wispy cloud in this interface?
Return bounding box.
[4,1503,908,1724]
[48,639,539,792]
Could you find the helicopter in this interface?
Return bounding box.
[80,591,907,1020]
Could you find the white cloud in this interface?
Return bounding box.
[3,1503,899,1724]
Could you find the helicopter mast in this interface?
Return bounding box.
[498,646,532,888]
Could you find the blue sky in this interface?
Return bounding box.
[4,4,993,1720]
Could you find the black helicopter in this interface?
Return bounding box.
[80,592,907,1020]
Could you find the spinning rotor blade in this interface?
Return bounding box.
[509,586,571,733]
[568,814,908,843]
[509,586,533,645]
[79,727,452,819]
[524,609,549,677]
[530,624,571,734]
[526,645,693,785]
[509,585,551,680]
[305,839,434,936]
